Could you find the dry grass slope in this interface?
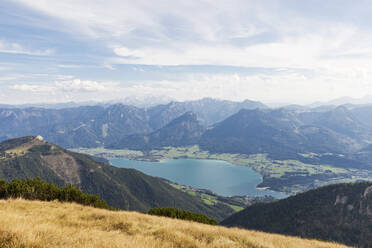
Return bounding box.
[0,199,350,248]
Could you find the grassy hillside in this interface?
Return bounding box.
[0,199,349,248]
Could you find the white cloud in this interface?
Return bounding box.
[108,68,372,104]
[5,1,372,104]
[10,79,117,93]
[0,74,29,81]
[104,24,372,70]
[0,76,19,81]
[5,70,372,104]
[0,40,53,56]
[10,84,53,92]
[58,64,83,69]
[12,0,155,39]
[55,75,75,80]
[12,0,372,72]
[55,79,111,92]
[113,47,145,58]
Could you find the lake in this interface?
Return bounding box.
[109,158,287,198]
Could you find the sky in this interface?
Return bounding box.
[1,0,372,105]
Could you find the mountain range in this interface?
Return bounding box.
[106,112,205,149]
[0,98,266,148]
[107,104,372,170]
[199,106,372,162]
[2,97,372,198]
[310,95,372,107]
[4,97,372,160]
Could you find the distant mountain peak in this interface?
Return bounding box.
[168,111,198,123]
[107,111,204,149]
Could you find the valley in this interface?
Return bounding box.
[0,137,237,221]
[74,145,372,194]
[10,100,371,197]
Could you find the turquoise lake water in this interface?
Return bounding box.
[109,158,287,198]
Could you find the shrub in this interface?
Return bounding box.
[0,178,113,210]
[148,207,218,225]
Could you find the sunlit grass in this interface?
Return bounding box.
[0,199,350,248]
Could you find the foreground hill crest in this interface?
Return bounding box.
[0,199,349,248]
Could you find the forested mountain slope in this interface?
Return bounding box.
[222,182,372,247]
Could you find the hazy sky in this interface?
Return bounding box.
[1,0,372,104]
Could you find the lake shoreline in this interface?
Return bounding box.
[99,153,290,196]
[109,157,288,199]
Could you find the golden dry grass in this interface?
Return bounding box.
[0,199,350,248]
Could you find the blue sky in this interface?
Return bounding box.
[1,0,372,104]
